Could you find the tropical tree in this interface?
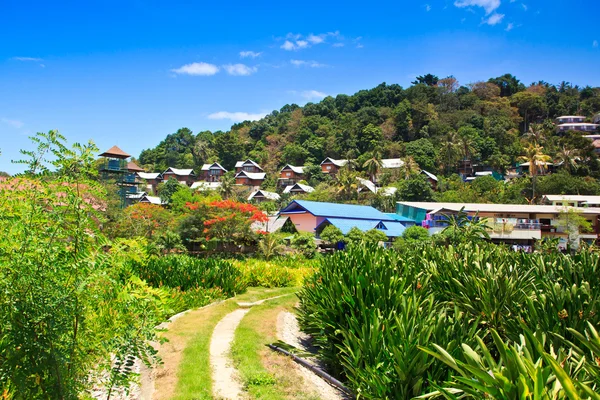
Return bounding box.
[401,156,420,180]
[336,168,359,200]
[441,208,490,244]
[219,174,235,199]
[556,145,579,174]
[258,233,285,260]
[519,143,552,202]
[523,122,547,145]
[154,230,186,254]
[363,152,383,183]
[439,130,460,174]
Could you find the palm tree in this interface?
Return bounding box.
[219,175,234,199]
[440,130,459,174]
[401,156,420,179]
[519,143,551,202]
[258,234,285,260]
[363,152,383,183]
[523,123,547,145]
[556,145,579,174]
[336,168,358,200]
[442,208,490,244]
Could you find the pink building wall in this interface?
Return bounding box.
[284,213,319,232]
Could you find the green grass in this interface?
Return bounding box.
[231,293,320,400]
[172,287,300,399]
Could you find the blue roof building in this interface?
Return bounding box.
[279,200,413,238]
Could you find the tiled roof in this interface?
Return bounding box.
[99,145,130,159]
[127,161,144,172]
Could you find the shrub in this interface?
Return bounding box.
[319,225,344,246]
[233,258,316,288]
[291,232,317,258]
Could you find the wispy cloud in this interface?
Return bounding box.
[171,62,219,76]
[1,118,24,129]
[240,51,262,58]
[207,111,267,122]
[290,59,327,68]
[332,43,345,48]
[454,0,500,14]
[505,22,514,31]
[280,31,341,50]
[483,12,505,25]
[223,63,257,76]
[301,90,327,100]
[425,3,432,11]
[594,40,599,48]
[12,56,42,62]
[521,3,528,10]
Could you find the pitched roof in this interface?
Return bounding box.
[127,161,144,172]
[357,177,377,194]
[163,167,195,176]
[543,194,600,205]
[235,170,266,180]
[99,145,130,159]
[316,218,405,237]
[381,158,404,169]
[421,170,438,181]
[280,200,395,221]
[251,216,289,233]
[283,183,314,194]
[137,172,162,180]
[139,195,164,205]
[280,165,304,174]
[248,190,280,201]
[235,159,263,170]
[384,213,416,223]
[320,157,348,167]
[201,162,227,172]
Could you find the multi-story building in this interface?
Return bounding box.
[555,116,599,133]
[136,172,162,194]
[320,157,349,175]
[201,162,227,182]
[396,201,600,249]
[248,189,280,203]
[279,165,305,186]
[161,167,196,186]
[99,145,142,207]
[542,194,600,208]
[234,159,265,188]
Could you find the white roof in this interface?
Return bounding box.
[139,195,164,205]
[421,170,438,181]
[584,134,600,140]
[381,158,404,169]
[543,195,600,205]
[191,181,221,190]
[251,216,289,233]
[248,190,280,201]
[379,187,397,197]
[321,157,348,167]
[126,191,147,200]
[357,177,377,193]
[201,162,227,172]
[163,167,195,176]
[557,115,586,119]
[235,171,266,180]
[397,201,600,215]
[137,172,162,180]
[519,161,554,167]
[280,164,304,174]
[235,159,263,170]
[557,123,598,127]
[283,183,314,194]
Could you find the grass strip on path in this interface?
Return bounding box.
[157,287,298,400]
[231,293,320,400]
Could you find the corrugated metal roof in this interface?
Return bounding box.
[139,195,164,205]
[421,170,438,181]
[248,190,280,201]
[235,159,263,170]
[163,167,195,176]
[381,158,404,168]
[201,162,227,171]
[397,201,600,215]
[543,195,600,204]
[317,218,405,237]
[137,172,162,180]
[280,200,396,220]
[235,171,266,180]
[384,213,416,223]
[283,183,314,193]
[320,157,348,167]
[280,164,304,174]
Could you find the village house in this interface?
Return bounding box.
[248,189,280,203]
[234,159,265,188]
[320,157,349,175]
[279,165,305,187]
[161,167,196,186]
[397,201,600,250]
[136,172,163,194]
[283,182,314,195]
[201,162,227,182]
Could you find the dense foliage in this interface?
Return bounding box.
[138,76,600,203]
[298,243,600,398]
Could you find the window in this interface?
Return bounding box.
[286,172,291,176]
[244,166,254,172]
[210,169,220,175]
[326,165,331,170]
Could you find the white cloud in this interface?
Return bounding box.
[290,59,327,68]
[483,12,505,25]
[286,33,303,40]
[301,90,327,100]
[454,0,500,14]
[296,40,309,49]
[207,111,267,122]
[171,62,219,76]
[425,3,432,11]
[1,118,24,129]
[223,63,257,76]
[280,31,342,50]
[281,40,296,50]
[505,22,514,31]
[521,3,528,10]
[332,42,345,47]
[594,40,599,48]
[356,43,364,49]
[307,34,325,44]
[240,51,262,58]
[12,57,42,62]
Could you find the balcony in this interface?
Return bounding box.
[487,219,542,240]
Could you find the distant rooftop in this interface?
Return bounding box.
[100,145,130,159]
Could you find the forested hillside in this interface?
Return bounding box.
[138,74,600,202]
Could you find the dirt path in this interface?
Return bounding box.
[276,311,345,400]
[210,308,250,399]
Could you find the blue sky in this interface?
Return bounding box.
[1,0,599,174]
